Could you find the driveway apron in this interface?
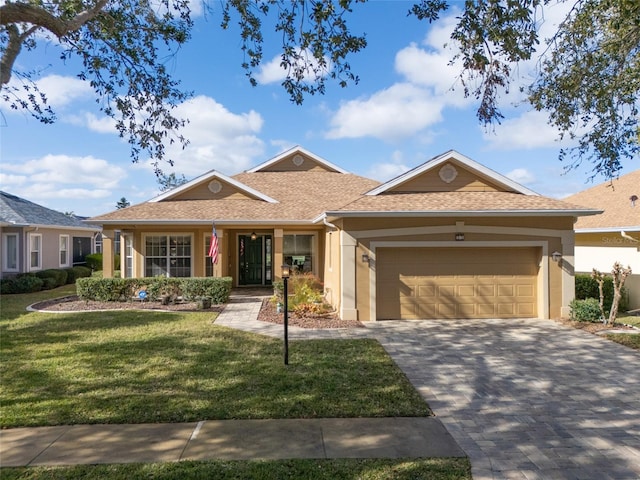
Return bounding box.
[366,318,640,480]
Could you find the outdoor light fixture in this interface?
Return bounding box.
[250,232,257,240]
[455,233,465,241]
[281,264,290,365]
[361,253,370,263]
[551,251,562,263]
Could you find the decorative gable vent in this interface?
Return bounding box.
[439,164,458,184]
[208,180,223,193]
[293,154,304,166]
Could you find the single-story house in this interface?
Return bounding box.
[0,191,101,278]
[88,147,600,320]
[564,170,640,310]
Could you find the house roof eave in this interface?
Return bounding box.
[324,209,602,219]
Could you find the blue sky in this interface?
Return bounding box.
[1,1,637,217]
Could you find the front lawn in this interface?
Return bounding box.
[0,286,430,428]
[1,458,472,480]
[605,314,640,350]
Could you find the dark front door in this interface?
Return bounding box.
[73,237,91,265]
[239,236,263,285]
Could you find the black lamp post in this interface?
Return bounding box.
[281,264,290,365]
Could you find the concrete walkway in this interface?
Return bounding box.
[4,291,640,479]
[1,417,463,467]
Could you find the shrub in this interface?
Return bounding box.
[77,277,232,304]
[14,275,44,293]
[0,278,17,294]
[570,298,603,322]
[273,272,330,314]
[85,253,103,271]
[35,269,68,288]
[180,277,232,304]
[575,274,629,313]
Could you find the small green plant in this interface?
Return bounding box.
[272,272,332,315]
[570,298,603,322]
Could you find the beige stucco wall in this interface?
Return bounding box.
[337,216,575,321]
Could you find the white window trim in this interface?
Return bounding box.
[59,234,70,268]
[142,233,194,277]
[29,233,42,271]
[3,233,19,272]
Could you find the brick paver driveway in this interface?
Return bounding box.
[366,318,640,480]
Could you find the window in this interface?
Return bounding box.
[3,233,18,272]
[283,234,315,273]
[59,235,70,267]
[145,235,191,277]
[29,233,42,271]
[124,235,133,278]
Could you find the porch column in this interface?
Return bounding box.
[340,231,358,320]
[560,233,576,318]
[214,228,224,278]
[274,229,283,279]
[102,229,114,278]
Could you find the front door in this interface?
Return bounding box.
[239,235,265,285]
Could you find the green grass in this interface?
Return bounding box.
[1,286,430,428]
[604,314,640,350]
[1,458,472,479]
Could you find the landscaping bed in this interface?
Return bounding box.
[30,295,224,313]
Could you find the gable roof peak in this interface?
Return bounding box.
[365,149,539,196]
[247,146,350,174]
[149,169,279,204]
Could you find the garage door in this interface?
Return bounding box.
[376,247,539,319]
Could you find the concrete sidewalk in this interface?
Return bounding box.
[1,417,465,467]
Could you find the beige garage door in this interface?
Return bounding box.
[376,247,539,319]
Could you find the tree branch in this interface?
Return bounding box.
[1,24,39,85]
[0,0,109,37]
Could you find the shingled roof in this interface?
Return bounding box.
[564,170,640,232]
[89,171,380,224]
[0,191,96,230]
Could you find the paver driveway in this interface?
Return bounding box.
[365,318,640,480]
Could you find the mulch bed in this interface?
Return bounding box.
[30,296,364,329]
[257,299,364,329]
[30,295,225,313]
[554,317,637,334]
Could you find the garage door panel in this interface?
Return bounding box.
[377,247,539,320]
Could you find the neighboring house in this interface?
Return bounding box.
[88,147,599,320]
[0,191,100,278]
[564,170,640,310]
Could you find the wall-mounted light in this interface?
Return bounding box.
[551,251,562,263]
[250,232,257,240]
[361,254,370,263]
[455,233,465,241]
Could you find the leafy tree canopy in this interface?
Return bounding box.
[1,0,638,179]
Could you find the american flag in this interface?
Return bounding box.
[208,224,219,264]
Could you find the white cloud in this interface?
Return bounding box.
[326,83,444,140]
[1,154,126,190]
[160,95,265,175]
[366,150,411,182]
[483,109,564,150]
[255,49,332,85]
[0,74,93,114]
[506,168,536,185]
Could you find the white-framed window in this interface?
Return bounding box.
[3,233,19,272]
[29,233,42,271]
[124,235,133,278]
[59,235,70,267]
[283,233,316,274]
[144,234,192,277]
